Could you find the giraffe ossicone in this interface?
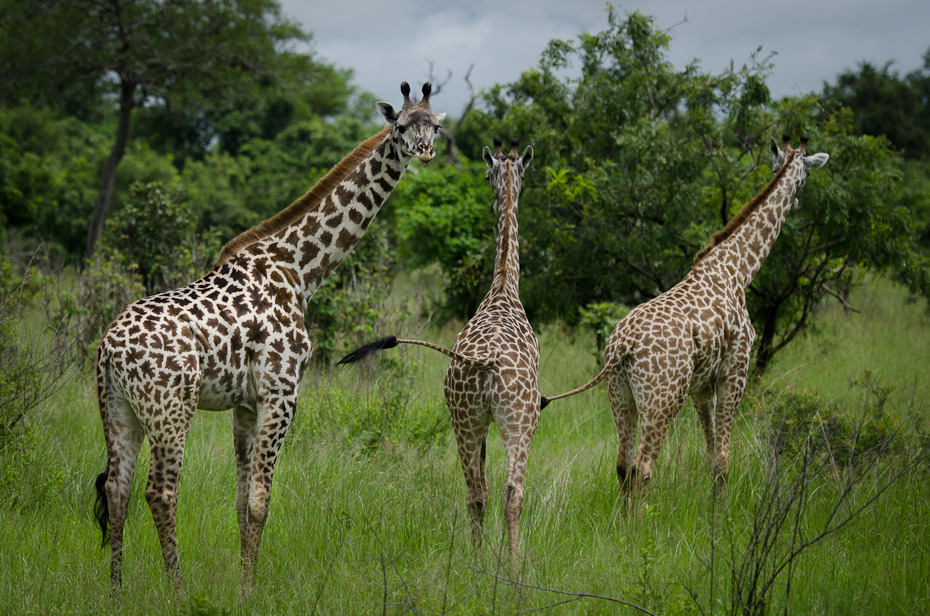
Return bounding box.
[340,138,539,559]
[543,137,828,508]
[93,80,444,591]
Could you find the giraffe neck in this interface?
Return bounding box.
[217,126,409,310]
[489,163,521,297]
[696,159,803,290]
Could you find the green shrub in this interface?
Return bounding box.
[754,370,903,464]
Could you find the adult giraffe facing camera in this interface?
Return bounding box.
[93,81,445,590]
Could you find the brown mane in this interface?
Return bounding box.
[213,125,393,267]
[692,149,798,264]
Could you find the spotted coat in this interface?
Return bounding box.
[94,82,445,590]
[337,139,537,558]
[545,137,829,505]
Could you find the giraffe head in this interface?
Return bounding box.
[376,81,446,163]
[483,137,533,214]
[770,135,829,205]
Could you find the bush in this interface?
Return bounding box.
[101,181,221,295]
[751,370,903,465]
[0,251,79,450]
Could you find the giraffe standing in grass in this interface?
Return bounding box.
[544,136,829,504]
[340,138,538,558]
[93,82,445,590]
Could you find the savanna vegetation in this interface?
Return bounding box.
[1,2,928,614]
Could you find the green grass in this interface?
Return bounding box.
[1,278,928,615]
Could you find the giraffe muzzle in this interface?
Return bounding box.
[416,144,436,163]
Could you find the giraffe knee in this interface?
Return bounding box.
[144,486,177,511]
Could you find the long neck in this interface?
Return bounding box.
[489,164,521,297]
[217,126,409,309]
[695,158,802,289]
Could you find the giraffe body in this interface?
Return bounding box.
[339,139,537,557]
[94,82,445,590]
[546,137,828,504]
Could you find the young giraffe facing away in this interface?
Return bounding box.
[339,138,539,558]
[543,136,829,505]
[93,82,445,590]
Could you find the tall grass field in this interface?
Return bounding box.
[1,276,927,615]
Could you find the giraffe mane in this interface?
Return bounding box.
[213,125,393,267]
[692,149,798,265]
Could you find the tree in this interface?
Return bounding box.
[822,58,930,159]
[410,6,916,372]
[0,0,319,257]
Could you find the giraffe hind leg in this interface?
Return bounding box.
[143,401,195,587]
[101,401,145,588]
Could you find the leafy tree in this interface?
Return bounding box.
[100,181,221,294]
[822,58,930,159]
[391,160,497,319]
[0,0,322,257]
[0,106,178,258]
[419,6,915,371]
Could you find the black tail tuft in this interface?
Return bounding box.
[94,470,110,547]
[337,335,400,365]
[540,396,550,411]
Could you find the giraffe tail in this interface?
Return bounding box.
[541,362,611,407]
[338,335,496,370]
[93,343,111,547]
[336,335,400,365]
[94,470,110,547]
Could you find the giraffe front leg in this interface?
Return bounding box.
[232,407,258,586]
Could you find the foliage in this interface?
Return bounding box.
[821,54,930,159]
[751,370,905,465]
[578,301,629,363]
[391,159,496,319]
[0,0,350,255]
[100,181,221,294]
[444,6,916,372]
[0,252,80,450]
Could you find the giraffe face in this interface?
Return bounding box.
[376,81,446,163]
[483,138,534,215]
[769,137,829,207]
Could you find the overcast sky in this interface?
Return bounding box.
[279,0,930,115]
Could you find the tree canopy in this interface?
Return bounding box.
[1,2,927,370]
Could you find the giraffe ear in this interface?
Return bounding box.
[433,112,446,125]
[804,153,829,169]
[376,102,399,125]
[769,137,781,158]
[483,146,495,168]
[520,145,534,170]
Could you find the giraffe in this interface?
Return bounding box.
[543,136,829,505]
[339,138,539,558]
[92,81,445,590]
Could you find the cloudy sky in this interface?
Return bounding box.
[279,0,930,114]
